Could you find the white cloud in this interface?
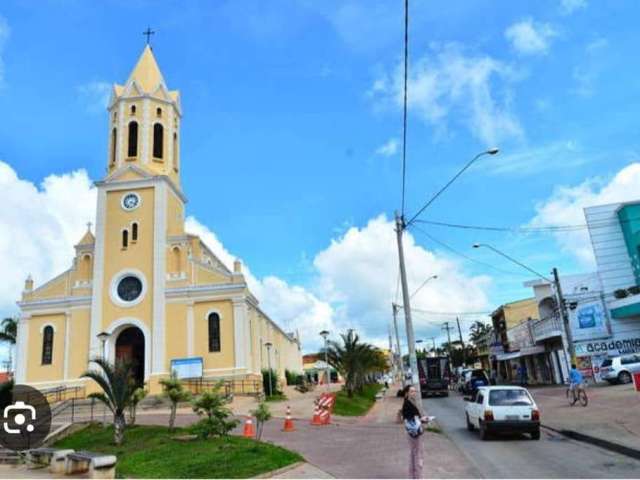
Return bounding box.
[0,16,10,86]
[0,161,96,313]
[505,18,557,56]
[370,43,523,146]
[482,140,596,176]
[529,162,640,266]
[560,0,587,14]
[76,81,111,113]
[313,215,491,344]
[375,138,399,157]
[571,38,608,97]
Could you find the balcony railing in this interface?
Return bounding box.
[532,316,563,342]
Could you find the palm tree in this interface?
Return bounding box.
[82,358,138,445]
[325,330,387,397]
[0,318,17,344]
[160,373,191,431]
[469,321,492,345]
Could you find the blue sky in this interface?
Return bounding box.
[2,0,640,353]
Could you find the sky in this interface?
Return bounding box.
[2,0,640,356]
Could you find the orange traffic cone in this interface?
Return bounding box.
[243,416,256,438]
[283,405,295,432]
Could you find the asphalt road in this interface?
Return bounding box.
[423,391,640,478]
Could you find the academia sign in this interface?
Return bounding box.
[575,336,640,356]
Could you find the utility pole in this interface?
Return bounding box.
[442,322,454,363]
[427,337,436,352]
[387,323,396,378]
[395,212,419,385]
[553,267,576,370]
[392,303,402,379]
[456,317,466,367]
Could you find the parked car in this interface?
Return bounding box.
[464,386,540,441]
[600,354,640,384]
[460,369,490,395]
[417,356,450,397]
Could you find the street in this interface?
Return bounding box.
[423,392,640,478]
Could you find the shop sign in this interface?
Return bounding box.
[569,299,609,341]
[574,335,640,356]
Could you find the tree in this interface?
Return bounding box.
[82,358,138,445]
[469,321,492,345]
[250,402,272,441]
[325,330,387,397]
[191,381,239,439]
[128,387,147,426]
[0,318,17,344]
[160,373,191,431]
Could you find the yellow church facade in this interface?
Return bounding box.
[14,46,303,395]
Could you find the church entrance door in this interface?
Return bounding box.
[115,326,145,387]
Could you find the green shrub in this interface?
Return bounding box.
[261,369,280,397]
[190,382,239,439]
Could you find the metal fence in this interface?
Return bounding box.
[182,378,263,397]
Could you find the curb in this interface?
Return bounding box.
[542,424,640,461]
[252,461,331,479]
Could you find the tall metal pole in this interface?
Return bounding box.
[443,322,453,362]
[324,336,330,391]
[395,211,419,385]
[456,317,466,366]
[553,267,576,370]
[266,344,273,397]
[392,303,402,379]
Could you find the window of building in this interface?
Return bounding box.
[122,229,129,248]
[127,122,138,157]
[172,246,181,272]
[131,223,138,242]
[153,124,163,159]
[208,313,221,352]
[156,107,162,117]
[111,128,117,165]
[173,133,178,171]
[130,105,136,115]
[42,326,54,365]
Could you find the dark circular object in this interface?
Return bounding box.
[117,276,143,302]
[0,384,52,451]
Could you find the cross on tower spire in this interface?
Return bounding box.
[143,27,155,46]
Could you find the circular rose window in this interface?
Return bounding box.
[117,276,143,302]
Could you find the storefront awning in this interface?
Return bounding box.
[496,345,546,361]
[611,301,640,319]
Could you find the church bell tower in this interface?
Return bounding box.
[107,45,181,186]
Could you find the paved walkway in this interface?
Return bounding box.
[529,382,640,451]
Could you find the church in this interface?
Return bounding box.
[14,45,303,395]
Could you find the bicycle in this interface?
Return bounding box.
[566,382,588,407]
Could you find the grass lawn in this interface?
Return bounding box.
[53,424,302,478]
[333,383,384,416]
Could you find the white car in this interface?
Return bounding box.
[464,386,540,441]
[599,354,640,384]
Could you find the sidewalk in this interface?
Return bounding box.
[529,382,640,452]
[252,388,480,478]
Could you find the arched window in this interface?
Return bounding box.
[122,230,129,248]
[80,254,92,279]
[131,222,138,242]
[130,105,136,115]
[128,122,138,158]
[153,124,164,159]
[156,107,162,117]
[208,313,221,352]
[111,128,117,165]
[172,246,181,272]
[173,133,178,171]
[42,326,54,365]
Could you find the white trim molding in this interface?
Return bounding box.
[232,299,248,370]
[89,187,107,361]
[109,268,148,308]
[15,315,30,384]
[152,181,167,374]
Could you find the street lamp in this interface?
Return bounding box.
[96,331,111,360]
[264,342,273,397]
[410,274,438,298]
[396,148,499,387]
[472,243,575,376]
[319,330,330,390]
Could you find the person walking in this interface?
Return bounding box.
[400,385,427,479]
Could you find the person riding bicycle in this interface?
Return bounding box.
[568,364,583,394]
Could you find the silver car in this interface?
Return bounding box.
[600,354,640,384]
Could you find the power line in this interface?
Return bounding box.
[400,0,409,216]
[411,226,528,277]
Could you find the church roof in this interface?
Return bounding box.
[127,45,166,93]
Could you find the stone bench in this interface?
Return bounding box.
[27,448,74,473]
[65,450,117,479]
